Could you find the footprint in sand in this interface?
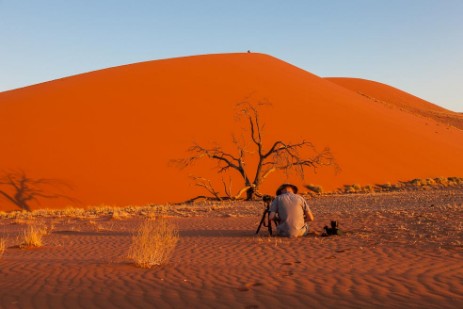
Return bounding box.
[237,282,263,292]
[281,260,302,266]
[280,271,294,277]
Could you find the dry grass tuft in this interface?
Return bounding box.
[306,184,323,195]
[20,224,48,248]
[111,210,130,220]
[128,217,179,268]
[0,238,5,257]
[12,218,34,225]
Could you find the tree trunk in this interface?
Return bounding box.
[18,201,32,212]
[245,187,255,201]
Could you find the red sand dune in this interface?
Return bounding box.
[1,53,463,209]
[326,77,463,129]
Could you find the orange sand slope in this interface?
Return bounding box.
[326,77,463,129]
[1,53,463,209]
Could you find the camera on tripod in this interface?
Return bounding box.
[255,195,278,236]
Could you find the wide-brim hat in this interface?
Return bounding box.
[276,183,298,195]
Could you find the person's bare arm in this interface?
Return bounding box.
[301,198,314,222]
[269,212,276,221]
[304,209,314,222]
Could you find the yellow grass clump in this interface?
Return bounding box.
[0,238,5,257]
[128,217,179,268]
[111,210,131,220]
[20,224,48,248]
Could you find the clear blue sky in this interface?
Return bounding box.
[1,0,462,111]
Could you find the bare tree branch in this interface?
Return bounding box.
[190,176,222,200]
[261,167,277,181]
[174,100,339,200]
[233,186,252,199]
[178,144,252,188]
[222,176,233,198]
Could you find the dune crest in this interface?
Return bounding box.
[1,53,463,209]
[326,77,463,129]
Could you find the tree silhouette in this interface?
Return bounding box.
[0,170,76,211]
[176,101,339,201]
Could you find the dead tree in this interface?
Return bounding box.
[0,170,76,211]
[176,102,338,200]
[190,176,222,200]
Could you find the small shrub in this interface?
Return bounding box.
[342,184,362,194]
[111,210,130,220]
[448,177,463,186]
[128,218,179,268]
[20,224,47,248]
[409,178,423,187]
[306,184,323,195]
[434,177,448,186]
[363,184,375,193]
[375,182,393,192]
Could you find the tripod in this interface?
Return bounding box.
[255,195,277,236]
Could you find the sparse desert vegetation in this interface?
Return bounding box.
[0,189,462,308]
[308,177,463,195]
[128,217,179,268]
[20,223,48,248]
[0,202,258,221]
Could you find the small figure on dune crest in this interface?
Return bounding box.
[268,183,314,238]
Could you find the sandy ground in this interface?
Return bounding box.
[1,190,462,308]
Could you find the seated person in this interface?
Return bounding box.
[269,183,314,237]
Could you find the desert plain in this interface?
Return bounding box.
[1,189,462,309]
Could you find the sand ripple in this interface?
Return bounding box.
[1,192,462,308]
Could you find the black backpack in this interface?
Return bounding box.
[322,220,343,236]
